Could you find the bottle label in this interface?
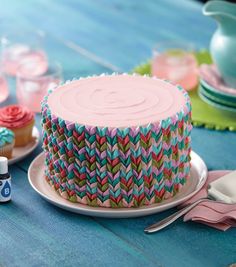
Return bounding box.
[0,177,11,202]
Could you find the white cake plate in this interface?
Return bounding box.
[9,127,40,165]
[28,151,207,218]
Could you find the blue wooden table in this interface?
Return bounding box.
[0,1,236,266]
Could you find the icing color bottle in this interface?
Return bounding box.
[0,157,11,203]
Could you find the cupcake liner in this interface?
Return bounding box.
[12,120,35,147]
[0,141,15,158]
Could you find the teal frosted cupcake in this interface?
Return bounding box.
[0,127,15,158]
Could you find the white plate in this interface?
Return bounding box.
[9,127,40,165]
[28,151,208,218]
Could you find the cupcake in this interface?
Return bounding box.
[0,105,34,147]
[0,127,15,158]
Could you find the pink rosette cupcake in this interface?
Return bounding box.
[0,105,35,147]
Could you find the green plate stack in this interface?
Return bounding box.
[199,67,236,113]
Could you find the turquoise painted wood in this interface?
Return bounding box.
[0,1,236,266]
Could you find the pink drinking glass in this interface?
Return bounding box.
[16,61,62,112]
[151,42,198,91]
[1,30,48,77]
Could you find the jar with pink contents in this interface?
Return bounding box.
[152,42,198,91]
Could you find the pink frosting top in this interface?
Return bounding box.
[0,105,34,129]
[47,75,187,128]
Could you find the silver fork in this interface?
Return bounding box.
[144,198,216,234]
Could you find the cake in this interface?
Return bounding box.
[0,105,35,147]
[0,127,15,158]
[41,74,192,208]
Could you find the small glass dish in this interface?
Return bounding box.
[151,42,198,91]
[16,60,62,113]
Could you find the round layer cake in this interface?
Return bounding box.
[41,74,192,208]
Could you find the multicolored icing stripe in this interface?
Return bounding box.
[41,74,192,208]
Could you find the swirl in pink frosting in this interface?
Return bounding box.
[0,105,34,129]
[47,75,186,128]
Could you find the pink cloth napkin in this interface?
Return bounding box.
[180,170,236,231]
